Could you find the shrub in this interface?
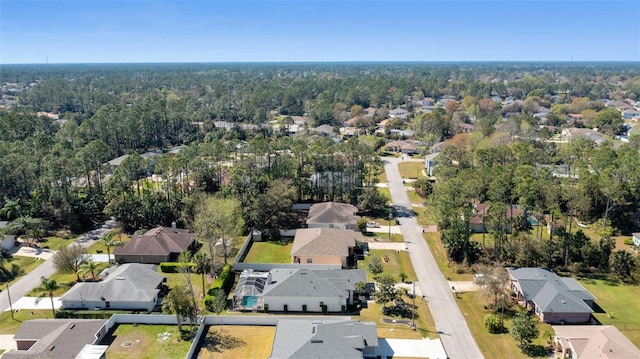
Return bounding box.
[159,262,194,273]
[204,264,233,311]
[624,238,634,246]
[484,314,504,334]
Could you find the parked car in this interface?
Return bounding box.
[366,221,380,228]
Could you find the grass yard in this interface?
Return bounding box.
[398,161,425,180]
[423,232,473,281]
[86,232,131,255]
[36,236,74,251]
[358,249,417,283]
[456,291,553,359]
[197,325,275,359]
[0,256,43,286]
[102,324,192,359]
[377,186,391,203]
[355,295,437,340]
[243,241,292,263]
[0,309,52,334]
[406,188,425,205]
[163,272,208,312]
[577,277,640,346]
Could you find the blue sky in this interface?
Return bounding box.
[2,0,639,63]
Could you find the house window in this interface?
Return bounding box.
[319,301,324,307]
[306,258,313,264]
[105,301,111,309]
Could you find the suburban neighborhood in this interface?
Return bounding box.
[1,60,639,359]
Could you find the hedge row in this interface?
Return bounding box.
[159,262,195,273]
[204,264,233,311]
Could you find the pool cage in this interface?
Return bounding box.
[232,270,269,311]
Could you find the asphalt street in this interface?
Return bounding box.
[0,218,116,313]
[384,156,484,359]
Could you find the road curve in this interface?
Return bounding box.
[384,157,484,359]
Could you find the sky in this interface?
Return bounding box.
[1,0,639,64]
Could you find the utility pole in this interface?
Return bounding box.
[388,206,392,242]
[7,283,14,320]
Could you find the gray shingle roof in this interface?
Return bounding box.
[306,202,359,225]
[507,267,594,314]
[4,319,105,359]
[291,228,360,257]
[263,269,366,298]
[269,319,378,359]
[61,263,164,303]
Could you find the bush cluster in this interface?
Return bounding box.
[204,264,233,311]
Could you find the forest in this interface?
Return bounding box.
[1,62,639,267]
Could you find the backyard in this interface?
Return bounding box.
[102,323,193,359]
[197,325,275,359]
[243,240,292,263]
[578,277,640,346]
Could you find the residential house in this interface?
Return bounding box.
[389,108,408,120]
[103,150,161,174]
[262,269,367,313]
[552,325,640,359]
[507,267,595,324]
[561,127,606,145]
[306,202,360,230]
[269,319,378,359]
[622,109,640,120]
[233,269,369,312]
[385,140,418,155]
[2,319,107,359]
[60,263,166,311]
[291,228,361,268]
[0,220,16,250]
[114,224,196,264]
[468,203,524,233]
[425,152,440,177]
[311,124,334,137]
[632,232,640,247]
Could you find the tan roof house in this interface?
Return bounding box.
[385,140,417,154]
[292,228,362,268]
[114,223,196,264]
[307,202,360,230]
[553,325,640,359]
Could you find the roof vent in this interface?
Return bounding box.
[311,339,323,344]
[69,324,76,329]
[561,300,567,304]
[116,276,125,280]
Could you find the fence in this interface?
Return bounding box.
[97,313,352,359]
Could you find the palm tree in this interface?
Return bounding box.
[40,277,60,318]
[192,253,212,295]
[99,231,123,264]
[1,198,22,220]
[81,259,100,281]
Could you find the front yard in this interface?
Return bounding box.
[358,249,417,283]
[456,291,554,358]
[355,295,437,340]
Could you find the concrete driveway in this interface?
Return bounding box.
[379,337,447,359]
[0,334,17,351]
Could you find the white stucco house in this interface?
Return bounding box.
[632,232,640,247]
[60,263,166,312]
[233,268,368,313]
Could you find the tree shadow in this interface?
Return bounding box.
[522,344,548,357]
[201,329,246,353]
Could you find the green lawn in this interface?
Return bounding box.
[456,291,554,358]
[578,277,640,346]
[0,309,53,334]
[243,241,292,263]
[355,294,437,340]
[163,271,208,312]
[86,232,130,255]
[27,271,79,297]
[358,249,417,283]
[398,161,425,180]
[36,236,75,251]
[423,232,473,281]
[102,324,192,359]
[0,256,43,286]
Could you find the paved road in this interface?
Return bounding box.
[0,218,116,313]
[384,157,484,359]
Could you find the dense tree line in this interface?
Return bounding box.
[1,62,639,237]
